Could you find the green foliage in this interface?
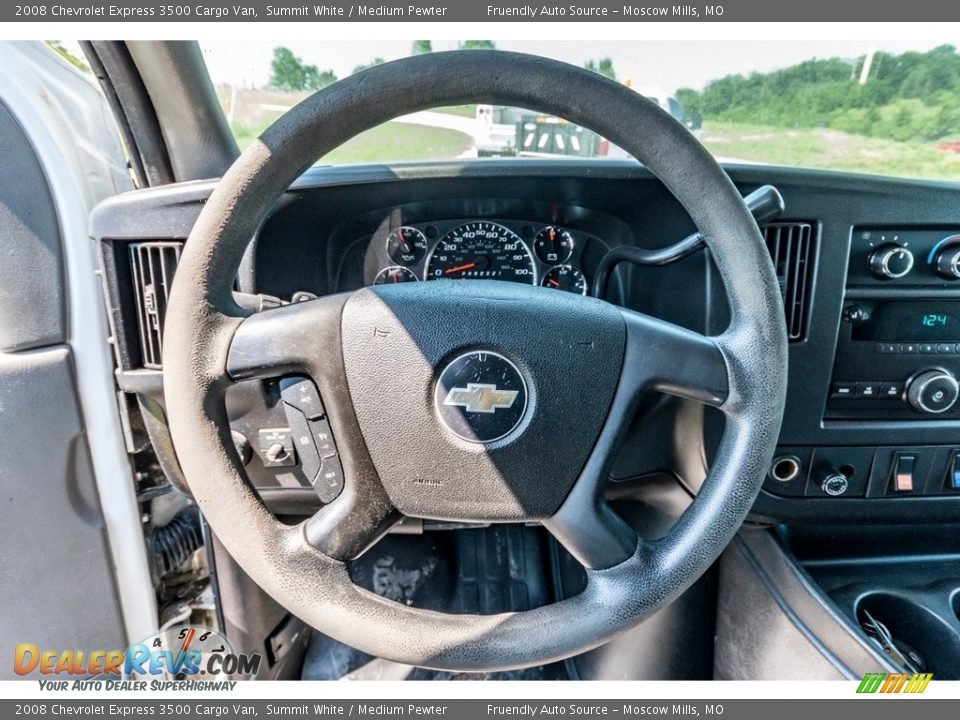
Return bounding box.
[45,41,89,73]
[683,45,960,143]
[411,40,432,55]
[269,47,337,92]
[352,58,385,75]
[459,40,496,50]
[584,57,616,80]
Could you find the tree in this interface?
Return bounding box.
[411,40,432,55]
[584,57,616,81]
[269,47,337,92]
[352,58,385,75]
[46,41,89,73]
[460,40,496,50]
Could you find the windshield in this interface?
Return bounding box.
[202,40,960,181]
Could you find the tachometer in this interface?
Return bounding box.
[426,222,535,284]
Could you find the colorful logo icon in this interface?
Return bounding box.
[857,672,933,694]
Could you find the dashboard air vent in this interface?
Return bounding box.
[761,222,814,342]
[129,241,183,369]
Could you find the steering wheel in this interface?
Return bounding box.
[163,51,787,671]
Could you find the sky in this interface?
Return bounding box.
[200,39,951,93]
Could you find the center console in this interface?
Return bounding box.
[764,227,960,504]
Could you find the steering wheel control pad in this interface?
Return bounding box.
[341,281,624,521]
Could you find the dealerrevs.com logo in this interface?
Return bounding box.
[14,625,260,687]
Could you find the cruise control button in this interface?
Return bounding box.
[313,456,345,503]
[285,406,321,481]
[279,376,325,420]
[309,418,337,456]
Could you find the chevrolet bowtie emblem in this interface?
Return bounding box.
[443,383,519,414]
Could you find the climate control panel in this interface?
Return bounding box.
[849,227,960,287]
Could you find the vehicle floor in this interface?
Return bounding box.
[301,525,569,680]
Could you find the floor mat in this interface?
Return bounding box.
[301,525,569,680]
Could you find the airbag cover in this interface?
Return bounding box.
[340,280,625,520]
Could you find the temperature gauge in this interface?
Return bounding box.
[386,226,428,266]
[374,266,419,284]
[542,265,587,295]
[534,226,574,264]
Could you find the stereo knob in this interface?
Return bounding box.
[906,369,959,414]
[869,244,914,279]
[935,245,960,279]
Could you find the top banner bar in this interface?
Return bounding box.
[6,0,960,22]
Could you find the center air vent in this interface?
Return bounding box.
[761,222,815,342]
[129,241,183,369]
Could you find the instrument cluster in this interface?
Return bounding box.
[366,219,593,295]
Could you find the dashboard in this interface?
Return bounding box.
[366,220,595,294]
[90,159,960,527]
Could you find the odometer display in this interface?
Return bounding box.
[426,222,535,285]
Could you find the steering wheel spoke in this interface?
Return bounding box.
[303,482,400,561]
[226,294,348,381]
[618,307,730,408]
[545,308,730,570]
[225,293,400,560]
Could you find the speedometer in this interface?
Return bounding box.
[426,222,535,285]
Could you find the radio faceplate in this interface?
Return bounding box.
[829,298,960,419]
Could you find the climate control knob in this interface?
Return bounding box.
[869,244,914,279]
[935,245,960,279]
[906,369,959,414]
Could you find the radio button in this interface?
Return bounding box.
[879,382,903,400]
[877,343,897,354]
[937,343,955,354]
[831,382,856,399]
[899,343,918,354]
[919,343,936,353]
[856,382,879,398]
[907,370,960,414]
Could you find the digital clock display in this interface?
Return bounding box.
[897,309,959,339]
[921,313,950,328]
[852,301,960,342]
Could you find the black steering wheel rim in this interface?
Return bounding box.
[163,50,787,671]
